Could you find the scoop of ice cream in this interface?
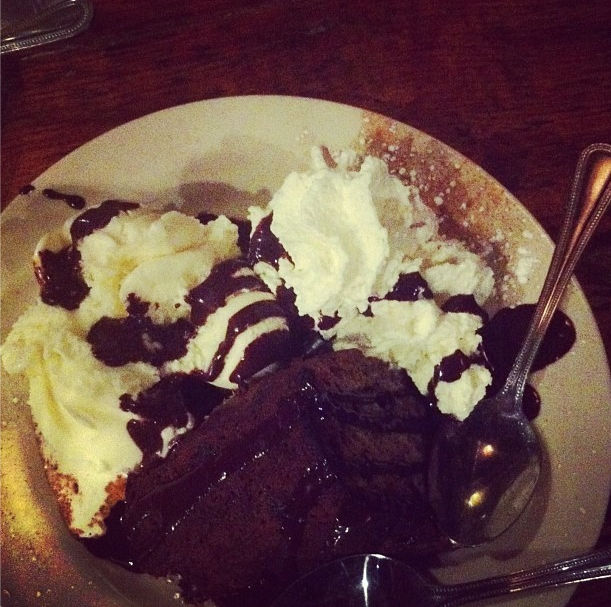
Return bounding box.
[34,207,242,327]
[1,304,159,537]
[166,259,293,389]
[2,204,293,536]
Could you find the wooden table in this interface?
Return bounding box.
[2,1,610,605]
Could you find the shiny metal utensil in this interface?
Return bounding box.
[271,548,611,607]
[428,143,611,546]
[1,0,92,54]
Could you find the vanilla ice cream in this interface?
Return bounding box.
[1,203,292,536]
[1,303,159,536]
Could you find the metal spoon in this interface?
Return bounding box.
[271,548,611,607]
[428,143,611,546]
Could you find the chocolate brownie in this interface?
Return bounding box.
[97,349,449,606]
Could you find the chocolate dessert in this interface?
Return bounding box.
[1,149,578,607]
[93,349,448,607]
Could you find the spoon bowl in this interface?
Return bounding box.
[428,143,611,546]
[272,548,611,607]
[428,396,541,547]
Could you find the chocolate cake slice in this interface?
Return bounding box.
[101,349,450,607]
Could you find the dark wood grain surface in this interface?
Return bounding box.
[2,1,610,605]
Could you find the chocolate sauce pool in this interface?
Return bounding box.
[481,304,576,374]
[480,304,575,419]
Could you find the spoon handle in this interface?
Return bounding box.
[503,143,611,401]
[438,546,611,606]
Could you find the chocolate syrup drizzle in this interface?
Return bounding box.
[35,200,140,310]
[229,329,290,385]
[120,375,229,461]
[70,200,140,241]
[431,350,476,387]
[427,293,489,400]
[33,199,577,607]
[248,213,290,269]
[42,188,86,210]
[206,299,289,381]
[188,259,269,325]
[19,184,35,195]
[35,247,90,310]
[87,314,195,367]
[18,184,87,210]
[385,271,434,302]
[442,293,489,322]
[187,259,293,384]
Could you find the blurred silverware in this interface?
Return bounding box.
[1,0,93,54]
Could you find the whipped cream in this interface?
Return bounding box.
[249,150,438,322]
[249,147,494,419]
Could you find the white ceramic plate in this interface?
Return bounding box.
[2,95,610,607]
